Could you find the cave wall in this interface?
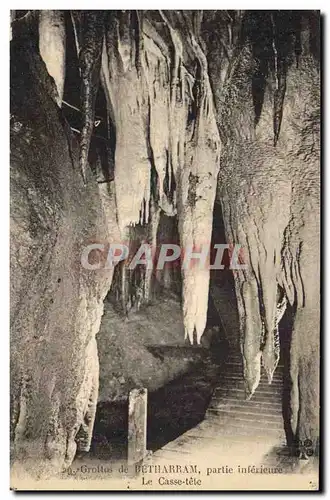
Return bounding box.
[10,39,116,477]
[10,9,320,478]
[205,11,320,450]
[97,295,190,404]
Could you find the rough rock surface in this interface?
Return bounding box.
[97,294,192,403]
[207,16,320,451]
[10,40,114,478]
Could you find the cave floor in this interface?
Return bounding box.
[151,349,319,481]
[58,282,318,489]
[58,348,318,489]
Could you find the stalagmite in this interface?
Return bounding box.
[38,10,66,106]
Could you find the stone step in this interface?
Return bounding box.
[220,382,283,393]
[153,448,191,459]
[208,405,283,419]
[228,389,283,399]
[185,429,286,447]
[207,410,284,430]
[215,380,283,392]
[223,362,243,368]
[220,380,283,392]
[208,394,282,411]
[223,366,284,377]
[186,424,284,440]
[213,387,283,400]
[221,373,283,382]
[225,357,284,368]
[209,397,282,410]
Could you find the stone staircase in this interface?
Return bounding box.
[152,281,288,466]
[207,282,285,442]
[151,348,287,469]
[205,351,285,442]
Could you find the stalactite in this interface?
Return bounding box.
[293,12,302,68]
[11,10,38,43]
[220,155,292,397]
[70,11,82,70]
[243,12,272,129]
[144,198,161,303]
[103,9,221,342]
[271,13,287,147]
[142,25,174,215]
[100,10,218,342]
[78,11,105,184]
[160,11,221,344]
[38,11,66,107]
[102,12,151,233]
[217,12,317,396]
[241,279,263,398]
[159,10,186,187]
[244,178,291,389]
[10,10,16,40]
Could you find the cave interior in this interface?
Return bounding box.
[10,9,320,481]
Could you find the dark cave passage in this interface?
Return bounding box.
[85,195,292,464]
[91,357,223,460]
[91,277,229,460]
[87,202,235,461]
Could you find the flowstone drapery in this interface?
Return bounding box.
[10,11,320,477]
[98,11,220,343]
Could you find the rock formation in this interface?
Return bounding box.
[10,10,320,477]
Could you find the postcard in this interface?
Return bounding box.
[10,9,320,491]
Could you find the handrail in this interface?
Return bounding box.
[62,99,104,124]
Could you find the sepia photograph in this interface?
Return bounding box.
[9,8,321,491]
